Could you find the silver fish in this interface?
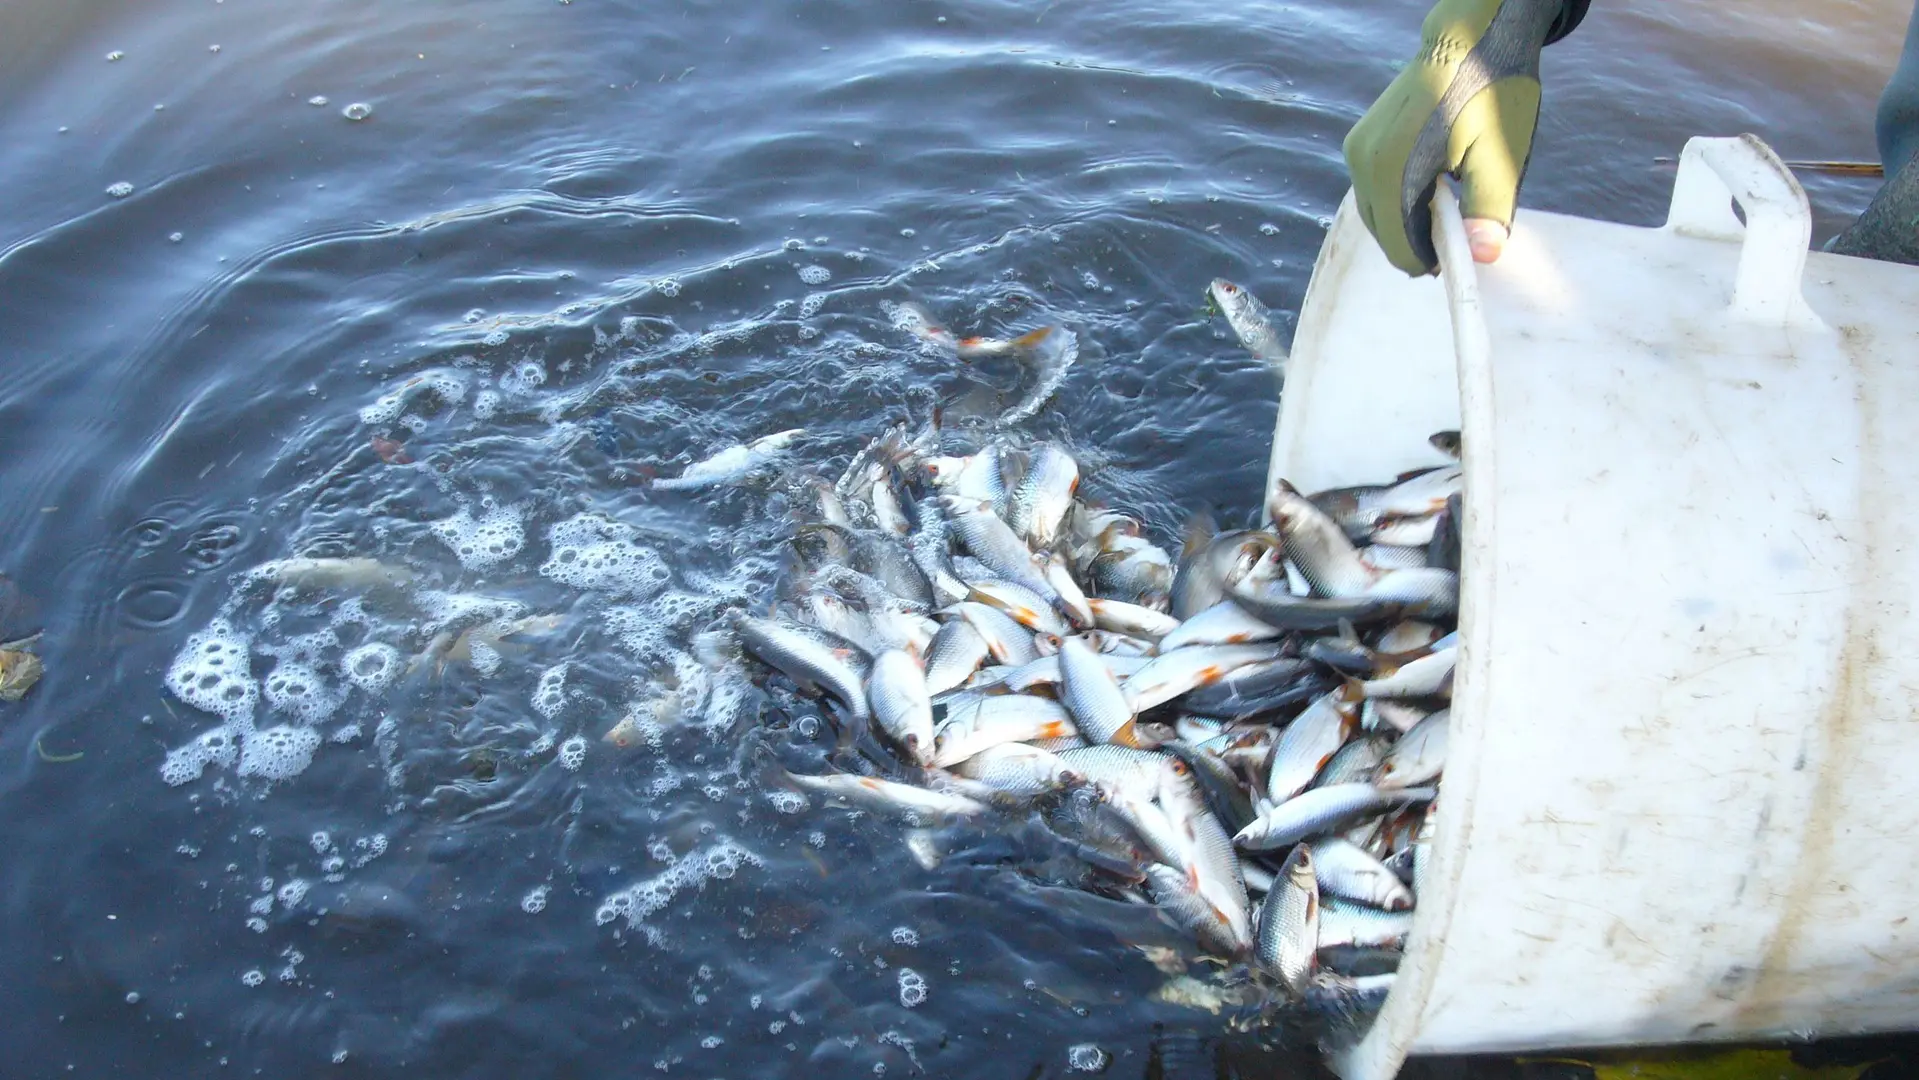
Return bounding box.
[1361,646,1456,699]
[1376,708,1448,789]
[734,615,869,723]
[969,580,1068,637]
[1359,543,1430,572]
[1412,803,1436,898]
[1042,554,1095,629]
[1374,620,1445,657]
[1267,481,1377,598]
[1364,567,1459,618]
[654,428,805,490]
[1172,520,1277,620]
[1370,513,1441,547]
[1234,783,1436,851]
[1317,897,1415,949]
[1058,635,1142,747]
[1256,846,1318,996]
[1362,698,1432,735]
[942,496,1057,601]
[996,325,1080,429]
[245,556,415,592]
[1087,597,1181,639]
[1266,686,1359,803]
[1209,278,1288,371]
[788,771,990,819]
[867,648,935,766]
[1375,465,1462,519]
[1309,838,1413,911]
[1145,862,1246,959]
[1122,644,1282,714]
[932,694,1077,768]
[1157,599,1283,653]
[1089,542,1176,610]
[952,602,1039,666]
[1315,734,1392,787]
[1429,430,1461,459]
[923,619,991,697]
[953,742,1080,795]
[1007,443,1079,549]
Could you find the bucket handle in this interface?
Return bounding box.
[1664,134,1820,327]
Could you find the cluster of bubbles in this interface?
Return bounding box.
[594,837,762,930]
[896,969,927,1009]
[431,501,526,570]
[521,885,551,914]
[532,662,569,719]
[538,514,671,596]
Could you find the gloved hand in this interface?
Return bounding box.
[1343,0,1580,275]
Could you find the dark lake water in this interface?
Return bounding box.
[0,1,1905,1077]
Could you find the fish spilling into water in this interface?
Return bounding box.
[732,411,1463,1020]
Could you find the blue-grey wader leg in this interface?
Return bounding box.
[1828,0,1919,263]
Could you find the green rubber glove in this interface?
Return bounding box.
[1343,0,1570,275]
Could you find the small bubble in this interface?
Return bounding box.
[1067,1044,1110,1072]
[521,885,550,914]
[209,44,221,53]
[1259,222,1280,236]
[331,1049,348,1064]
[240,970,265,987]
[308,95,329,107]
[106,182,134,198]
[899,227,916,238]
[168,232,184,242]
[341,102,373,121]
[699,1036,723,1049]
[107,50,125,61]
[124,992,141,1005]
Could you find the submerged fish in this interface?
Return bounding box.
[246,556,415,592]
[654,428,805,490]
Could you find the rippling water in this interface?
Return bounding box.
[0,1,1906,1077]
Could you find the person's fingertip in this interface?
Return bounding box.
[1465,219,1508,263]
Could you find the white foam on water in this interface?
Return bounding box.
[556,735,588,771]
[359,369,467,425]
[431,502,525,570]
[890,926,918,947]
[277,879,310,908]
[521,885,550,914]
[798,265,831,285]
[159,725,242,786]
[262,660,341,724]
[165,618,257,722]
[473,389,501,419]
[241,970,265,987]
[800,293,827,318]
[236,725,322,781]
[766,790,805,814]
[532,662,569,719]
[538,513,669,597]
[468,639,502,677]
[343,643,401,693]
[415,591,522,635]
[594,837,762,929]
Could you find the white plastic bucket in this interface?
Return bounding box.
[1268,134,1919,1079]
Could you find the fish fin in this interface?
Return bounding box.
[1009,326,1057,351]
[1180,509,1218,559]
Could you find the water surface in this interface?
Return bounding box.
[0,1,1906,1077]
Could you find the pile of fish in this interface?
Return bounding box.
[734,405,1463,1016]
